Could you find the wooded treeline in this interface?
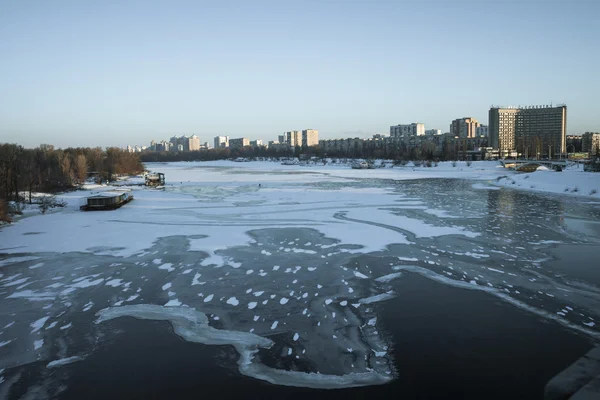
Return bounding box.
[0,144,143,219]
[140,140,477,163]
[140,146,296,162]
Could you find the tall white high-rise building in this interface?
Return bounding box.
[214,136,229,148]
[188,134,200,151]
[302,129,319,146]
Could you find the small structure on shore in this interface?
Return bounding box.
[584,158,600,172]
[145,172,165,186]
[80,191,133,211]
[351,161,374,169]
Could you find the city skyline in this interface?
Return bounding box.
[1,0,599,149]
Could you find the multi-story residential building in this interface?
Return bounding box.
[582,132,600,154]
[566,135,583,153]
[390,123,425,138]
[281,131,302,147]
[372,134,389,139]
[188,134,200,151]
[425,129,442,136]
[155,140,171,152]
[319,137,364,155]
[450,117,480,138]
[302,129,319,147]
[489,105,567,158]
[229,137,250,149]
[249,139,264,147]
[170,135,190,152]
[476,125,489,137]
[214,136,229,148]
[280,130,318,147]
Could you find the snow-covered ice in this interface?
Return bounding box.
[0,160,599,392]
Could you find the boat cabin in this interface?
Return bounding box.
[81,192,133,211]
[145,172,165,186]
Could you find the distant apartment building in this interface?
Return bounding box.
[155,140,171,152]
[281,131,302,147]
[319,137,364,154]
[280,129,318,147]
[425,129,442,136]
[229,137,250,149]
[214,136,229,148]
[476,125,489,137]
[390,123,425,138]
[302,129,319,147]
[450,117,480,138]
[582,132,600,154]
[319,133,447,156]
[188,134,200,151]
[372,134,389,139]
[566,135,583,153]
[250,139,264,147]
[170,135,189,152]
[164,135,200,151]
[489,105,567,158]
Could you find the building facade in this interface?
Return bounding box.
[566,135,583,153]
[229,137,250,149]
[425,129,442,136]
[188,135,200,151]
[281,131,301,147]
[214,136,229,148]
[390,123,425,138]
[302,129,319,147]
[280,129,318,147]
[170,135,190,152]
[476,125,488,137]
[450,117,480,138]
[582,132,600,154]
[489,105,567,158]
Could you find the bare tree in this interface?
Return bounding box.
[74,154,88,184]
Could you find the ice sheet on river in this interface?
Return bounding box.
[96,304,392,388]
[0,161,599,394]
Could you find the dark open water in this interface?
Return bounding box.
[48,274,591,400]
[1,177,599,399]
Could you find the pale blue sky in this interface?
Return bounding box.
[1,0,598,148]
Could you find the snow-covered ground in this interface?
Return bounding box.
[0,160,599,392]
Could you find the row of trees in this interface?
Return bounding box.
[140,146,296,163]
[140,139,484,163]
[0,144,144,220]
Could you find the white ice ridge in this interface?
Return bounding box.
[95,304,392,389]
[392,265,600,340]
[359,291,396,304]
[47,356,85,368]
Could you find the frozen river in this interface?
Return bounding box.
[0,161,599,398]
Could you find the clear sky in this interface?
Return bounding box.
[1,0,598,148]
